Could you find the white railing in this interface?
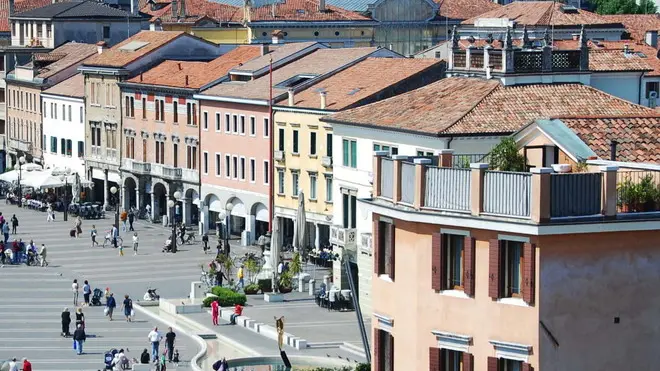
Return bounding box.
[360,233,372,254]
[321,156,333,168]
[105,148,117,159]
[181,168,199,183]
[91,146,101,157]
[274,150,285,161]
[329,225,357,247]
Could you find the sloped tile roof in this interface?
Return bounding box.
[462,1,619,27]
[31,42,97,78]
[553,39,660,76]
[562,117,660,163]
[325,77,658,136]
[126,45,261,88]
[0,0,52,32]
[588,49,651,72]
[601,14,660,43]
[143,0,242,23]
[247,0,371,22]
[12,1,139,18]
[230,41,319,73]
[200,47,377,100]
[43,72,84,98]
[288,57,444,110]
[82,31,187,68]
[436,0,500,21]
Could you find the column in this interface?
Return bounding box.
[314,223,320,250]
[470,163,488,216]
[182,198,189,225]
[135,187,140,210]
[103,170,109,209]
[246,215,256,245]
[150,192,155,221]
[121,185,127,211]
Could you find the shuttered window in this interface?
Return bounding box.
[489,239,536,305]
[376,220,395,280]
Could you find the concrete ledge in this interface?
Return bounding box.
[160,298,203,314]
[135,300,159,307]
[264,292,284,302]
[217,308,308,350]
[132,364,151,371]
[227,355,352,368]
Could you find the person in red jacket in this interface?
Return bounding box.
[22,358,32,371]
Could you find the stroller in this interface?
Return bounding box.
[104,348,118,370]
[91,288,103,306]
[162,238,173,253]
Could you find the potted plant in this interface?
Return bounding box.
[290,252,302,277]
[637,174,657,212]
[278,271,293,293]
[243,283,260,295]
[488,137,526,172]
[617,178,637,213]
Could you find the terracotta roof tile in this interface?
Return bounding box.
[462,1,619,27]
[588,49,652,72]
[554,39,660,76]
[201,47,378,100]
[326,77,657,136]
[0,0,52,32]
[144,0,242,23]
[43,72,84,98]
[248,0,371,22]
[289,57,444,110]
[436,0,500,21]
[30,42,97,78]
[82,31,188,68]
[126,45,261,88]
[230,41,319,73]
[563,117,660,163]
[601,14,660,43]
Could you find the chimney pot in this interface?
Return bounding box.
[319,91,326,109]
[171,0,178,18]
[140,73,143,82]
[96,41,107,54]
[260,43,269,56]
[287,89,294,106]
[178,62,182,70]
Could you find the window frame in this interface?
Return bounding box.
[292,129,299,154]
[325,175,333,203]
[444,234,465,291]
[291,170,299,196]
[277,168,285,195]
[215,112,221,132]
[263,160,270,185]
[501,240,524,299]
[224,154,231,178]
[215,152,221,177]
[249,115,256,136]
[202,111,209,131]
[263,117,270,138]
[309,172,317,200]
[203,151,209,175]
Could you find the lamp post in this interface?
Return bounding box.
[110,186,119,229]
[168,191,182,253]
[16,156,26,207]
[224,202,234,256]
[60,174,69,221]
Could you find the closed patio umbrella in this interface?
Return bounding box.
[293,191,307,253]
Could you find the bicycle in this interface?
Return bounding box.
[200,268,214,290]
[102,233,123,248]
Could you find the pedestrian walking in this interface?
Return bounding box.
[75,307,85,329]
[82,280,91,306]
[73,324,86,355]
[2,222,9,244]
[211,299,219,326]
[39,243,48,267]
[202,233,209,253]
[215,266,227,287]
[90,225,98,247]
[21,358,32,371]
[120,209,128,232]
[165,327,176,362]
[132,232,139,255]
[128,209,135,231]
[47,204,54,222]
[148,327,162,362]
[122,294,133,322]
[112,224,119,248]
[75,216,82,238]
[237,265,244,289]
[72,279,79,306]
[10,214,18,234]
[105,293,116,321]
[7,358,18,371]
[118,241,124,256]
[61,307,71,337]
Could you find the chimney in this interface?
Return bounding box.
[610,140,618,161]
[319,91,326,109]
[287,89,294,106]
[140,73,143,82]
[623,43,629,54]
[171,0,178,18]
[178,62,182,70]
[318,0,325,12]
[646,30,658,48]
[260,43,269,56]
[271,2,276,18]
[272,30,283,44]
[96,40,107,54]
[9,0,14,15]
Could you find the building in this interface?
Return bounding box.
[601,14,660,44]
[9,1,146,48]
[271,56,445,315]
[459,1,626,42]
[79,31,224,209]
[117,45,262,226]
[321,75,657,322]
[193,45,398,245]
[5,42,96,167]
[362,108,660,369]
[41,73,86,175]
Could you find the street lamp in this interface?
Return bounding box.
[60,174,69,221]
[16,156,26,207]
[110,186,119,230]
[168,191,182,253]
[224,202,234,256]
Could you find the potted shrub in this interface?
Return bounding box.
[637,174,657,212]
[617,178,638,213]
[243,283,259,295]
[257,278,272,293]
[488,137,526,172]
[203,286,246,307]
[278,271,293,293]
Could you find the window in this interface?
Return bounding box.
[142,98,147,119]
[173,143,178,167]
[502,240,523,298]
[186,145,197,169]
[42,101,46,117]
[54,103,57,119]
[232,115,238,133]
[102,25,110,39]
[417,150,434,157]
[326,133,332,157]
[309,173,317,200]
[225,113,231,133]
[433,349,464,371]
[249,158,256,182]
[240,115,245,134]
[203,111,208,130]
[173,101,178,123]
[155,99,164,121]
[125,96,134,117]
[62,104,65,120]
[66,139,72,156]
[0,88,5,103]
[376,220,394,278]
[50,136,57,153]
[498,358,523,371]
[310,132,317,156]
[225,155,231,178]
[375,329,394,371]
[203,152,209,174]
[292,130,299,154]
[240,157,246,180]
[68,105,72,122]
[277,169,285,194]
[232,156,238,178]
[125,137,135,159]
[342,139,357,168]
[46,23,51,38]
[646,81,660,99]
[373,143,398,156]
[444,235,464,289]
[278,128,285,151]
[291,171,299,196]
[186,103,192,125]
[263,117,270,138]
[80,107,83,123]
[155,141,165,164]
[249,116,256,136]
[342,191,356,228]
[142,139,147,161]
[263,160,270,185]
[325,175,333,202]
[192,103,197,125]
[77,141,84,157]
[60,138,65,155]
[215,113,221,131]
[215,153,221,176]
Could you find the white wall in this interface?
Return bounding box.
[590,72,643,105]
[41,94,85,176]
[640,76,660,108]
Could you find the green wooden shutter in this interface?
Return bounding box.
[342,139,349,166]
[350,140,357,168]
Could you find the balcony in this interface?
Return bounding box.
[152,163,182,181]
[372,153,660,224]
[274,150,285,162]
[359,232,372,255]
[8,138,31,153]
[122,158,151,175]
[106,148,118,159]
[181,168,199,183]
[321,156,333,168]
[91,146,101,157]
[330,225,357,248]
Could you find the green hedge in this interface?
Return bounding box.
[355,364,370,371]
[203,286,247,307]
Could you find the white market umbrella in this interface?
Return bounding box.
[293,191,307,253]
[271,216,281,292]
[0,170,19,182]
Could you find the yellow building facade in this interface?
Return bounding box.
[273,109,334,250]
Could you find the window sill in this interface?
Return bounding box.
[291,153,300,157]
[309,154,318,159]
[155,120,165,124]
[325,200,333,204]
[291,195,298,199]
[277,192,285,197]
[187,124,198,128]
[90,104,101,107]
[441,289,469,299]
[309,198,317,203]
[497,297,529,307]
[378,274,394,283]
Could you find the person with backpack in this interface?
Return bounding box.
[202,234,209,253]
[122,294,133,322]
[106,293,116,321]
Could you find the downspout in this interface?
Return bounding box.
[268,57,273,233]
[198,92,202,233]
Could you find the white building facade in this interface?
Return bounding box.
[41,89,85,175]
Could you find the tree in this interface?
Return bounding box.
[590,0,657,14]
[488,137,526,172]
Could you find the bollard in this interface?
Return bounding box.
[308,279,315,296]
[298,275,305,293]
